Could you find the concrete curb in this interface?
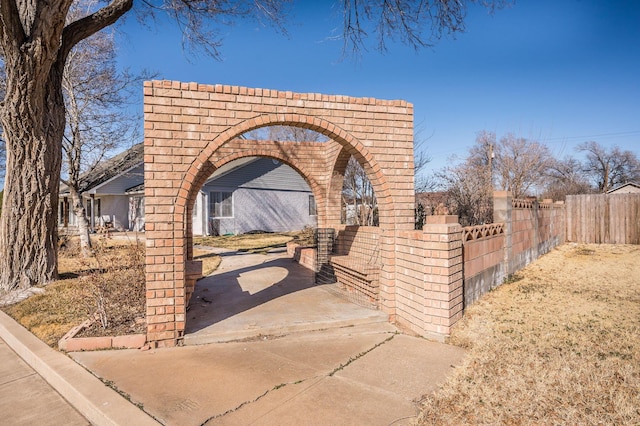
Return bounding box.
[0,310,159,426]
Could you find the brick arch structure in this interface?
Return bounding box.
[144,81,416,346]
[179,113,395,227]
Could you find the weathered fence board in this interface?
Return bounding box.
[566,194,640,244]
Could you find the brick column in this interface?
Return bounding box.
[421,215,463,338]
[493,191,513,275]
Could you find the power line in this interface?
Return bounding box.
[545,130,640,142]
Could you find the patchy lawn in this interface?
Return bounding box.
[2,237,147,346]
[418,243,640,425]
[194,228,314,253]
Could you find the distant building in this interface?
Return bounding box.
[59,143,144,232]
[607,182,640,194]
[59,144,317,235]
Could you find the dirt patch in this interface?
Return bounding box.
[418,243,640,425]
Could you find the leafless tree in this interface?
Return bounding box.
[437,131,552,225]
[542,156,592,200]
[0,137,5,186]
[0,0,508,290]
[265,126,326,142]
[342,156,378,226]
[493,133,552,199]
[60,2,151,255]
[243,125,327,142]
[436,155,493,226]
[413,122,434,193]
[577,141,640,193]
[0,136,4,218]
[341,0,510,57]
[0,62,4,188]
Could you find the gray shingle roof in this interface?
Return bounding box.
[60,143,144,194]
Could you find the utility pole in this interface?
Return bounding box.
[488,143,494,191]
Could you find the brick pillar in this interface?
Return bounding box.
[493,191,513,275]
[422,215,463,338]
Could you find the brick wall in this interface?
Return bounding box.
[394,216,463,339]
[144,80,415,346]
[459,191,566,311]
[462,224,505,306]
[390,192,564,340]
[499,192,565,274]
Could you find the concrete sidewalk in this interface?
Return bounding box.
[0,336,88,425]
[71,323,465,425]
[0,310,160,426]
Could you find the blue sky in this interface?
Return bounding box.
[114,0,640,176]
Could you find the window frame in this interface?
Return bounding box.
[209,191,234,219]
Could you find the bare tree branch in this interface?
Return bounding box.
[0,0,27,48]
[60,0,133,63]
[436,130,553,225]
[341,0,510,57]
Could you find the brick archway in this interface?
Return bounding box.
[182,141,328,260]
[144,81,415,346]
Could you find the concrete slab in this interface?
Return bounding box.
[184,250,388,344]
[207,375,416,426]
[207,334,466,426]
[0,338,88,426]
[333,334,467,400]
[71,325,397,426]
[71,324,466,426]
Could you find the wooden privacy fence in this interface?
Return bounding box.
[566,194,640,244]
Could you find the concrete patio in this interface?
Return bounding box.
[184,248,389,345]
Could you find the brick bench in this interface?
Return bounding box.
[329,226,381,303]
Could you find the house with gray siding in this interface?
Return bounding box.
[60,144,317,235]
[193,157,317,235]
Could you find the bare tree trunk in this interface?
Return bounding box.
[69,188,92,255]
[0,63,65,290]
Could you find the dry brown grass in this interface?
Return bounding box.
[193,248,222,276]
[2,278,89,347]
[3,236,147,345]
[194,230,313,253]
[2,235,225,346]
[418,244,640,425]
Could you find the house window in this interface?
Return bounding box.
[209,191,233,218]
[309,195,317,216]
